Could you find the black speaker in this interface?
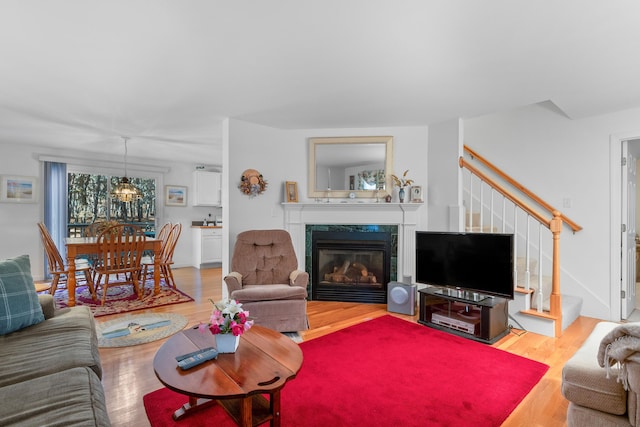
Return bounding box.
[387,282,416,315]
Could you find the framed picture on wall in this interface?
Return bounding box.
[165,185,188,206]
[0,175,38,203]
[286,181,299,203]
[411,185,423,203]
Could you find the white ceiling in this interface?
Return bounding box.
[2,1,640,163]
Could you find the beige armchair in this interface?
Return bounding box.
[562,321,640,426]
[224,229,308,332]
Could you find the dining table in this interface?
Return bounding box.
[65,236,162,307]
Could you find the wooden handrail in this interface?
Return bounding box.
[461,150,566,337]
[463,145,582,233]
[459,157,552,229]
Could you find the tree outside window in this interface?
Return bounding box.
[68,173,156,237]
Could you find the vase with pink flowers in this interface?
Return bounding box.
[199,298,254,353]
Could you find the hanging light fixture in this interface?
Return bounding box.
[111,136,142,202]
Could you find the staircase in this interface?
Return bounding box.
[461,146,583,337]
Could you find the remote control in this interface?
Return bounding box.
[175,347,216,362]
[177,348,218,370]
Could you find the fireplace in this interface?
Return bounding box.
[311,230,392,303]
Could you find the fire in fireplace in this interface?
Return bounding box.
[311,230,391,303]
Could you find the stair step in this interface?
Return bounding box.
[508,293,582,337]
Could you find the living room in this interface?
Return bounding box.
[4,2,640,426]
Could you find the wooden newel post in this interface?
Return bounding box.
[550,210,563,336]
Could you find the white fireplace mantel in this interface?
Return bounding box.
[282,202,423,282]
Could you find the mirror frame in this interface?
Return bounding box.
[308,136,394,199]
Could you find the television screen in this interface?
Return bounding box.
[415,232,514,300]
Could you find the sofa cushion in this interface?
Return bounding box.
[0,255,44,335]
[562,321,627,415]
[232,284,307,302]
[0,366,111,426]
[0,305,102,387]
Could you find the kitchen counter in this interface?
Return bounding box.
[191,225,223,229]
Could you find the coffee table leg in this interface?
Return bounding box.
[240,396,252,427]
[270,390,281,427]
[172,396,217,421]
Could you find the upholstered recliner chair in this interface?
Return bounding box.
[562,321,640,426]
[224,229,309,332]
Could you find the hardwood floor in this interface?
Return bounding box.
[99,267,599,426]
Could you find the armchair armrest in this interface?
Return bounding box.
[626,362,640,425]
[290,270,309,287]
[38,294,56,319]
[224,271,243,294]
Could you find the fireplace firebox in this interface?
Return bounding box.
[311,231,391,303]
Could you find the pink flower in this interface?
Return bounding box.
[231,322,245,336]
[211,310,224,325]
[209,324,221,334]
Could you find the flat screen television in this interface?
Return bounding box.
[415,231,514,300]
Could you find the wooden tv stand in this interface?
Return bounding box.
[418,287,509,344]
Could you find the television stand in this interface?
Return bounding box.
[418,287,509,344]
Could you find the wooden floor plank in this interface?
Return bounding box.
[97,267,599,426]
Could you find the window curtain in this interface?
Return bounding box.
[43,161,67,278]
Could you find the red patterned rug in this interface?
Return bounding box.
[52,279,193,317]
[144,315,549,427]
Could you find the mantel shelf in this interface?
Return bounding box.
[282,202,423,212]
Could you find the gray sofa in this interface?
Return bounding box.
[562,321,640,426]
[0,294,111,426]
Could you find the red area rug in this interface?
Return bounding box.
[53,279,193,317]
[143,315,548,427]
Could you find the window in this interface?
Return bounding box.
[67,172,156,237]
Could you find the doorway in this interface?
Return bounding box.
[621,139,640,320]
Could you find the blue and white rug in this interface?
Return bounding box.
[96,312,188,348]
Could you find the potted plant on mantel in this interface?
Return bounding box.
[390,170,414,203]
[199,298,254,353]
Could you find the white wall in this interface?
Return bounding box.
[464,101,640,320]
[0,141,220,280]
[226,119,429,255]
[428,118,463,231]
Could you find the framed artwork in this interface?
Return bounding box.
[411,185,423,203]
[286,181,299,203]
[165,185,188,206]
[0,175,37,203]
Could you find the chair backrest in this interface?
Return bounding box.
[83,220,117,237]
[231,229,299,286]
[37,222,65,274]
[152,222,173,259]
[156,222,172,245]
[162,223,182,263]
[96,224,146,269]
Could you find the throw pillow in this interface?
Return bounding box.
[0,254,45,335]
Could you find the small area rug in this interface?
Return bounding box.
[53,279,194,317]
[143,315,549,427]
[96,312,188,348]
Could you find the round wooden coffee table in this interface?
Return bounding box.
[153,325,303,427]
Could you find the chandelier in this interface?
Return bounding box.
[111,136,142,202]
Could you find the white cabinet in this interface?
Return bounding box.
[193,227,222,268]
[193,171,221,206]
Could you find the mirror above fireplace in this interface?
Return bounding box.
[308,136,394,199]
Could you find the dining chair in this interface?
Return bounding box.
[37,223,96,299]
[141,223,182,288]
[140,222,171,281]
[93,224,147,305]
